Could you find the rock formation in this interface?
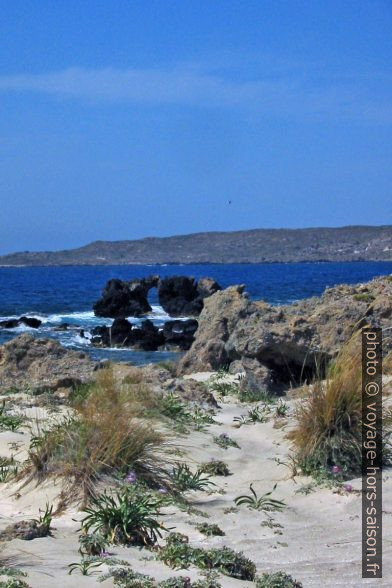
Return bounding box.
[178,276,392,392]
[93,275,221,319]
[0,333,95,393]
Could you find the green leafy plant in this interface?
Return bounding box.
[172,463,215,492]
[256,571,303,587]
[81,486,167,546]
[213,433,240,450]
[353,292,374,303]
[208,371,238,398]
[0,457,18,483]
[235,484,285,512]
[157,533,256,581]
[275,400,289,417]
[0,401,24,432]
[234,405,270,425]
[196,523,225,537]
[68,559,103,576]
[33,502,53,533]
[199,460,231,477]
[98,566,156,587]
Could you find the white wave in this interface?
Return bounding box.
[147,305,190,321]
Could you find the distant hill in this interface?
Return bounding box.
[1,226,391,266]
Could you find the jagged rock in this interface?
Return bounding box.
[178,276,392,391]
[162,319,198,350]
[93,275,221,319]
[158,276,220,317]
[0,316,42,329]
[0,333,95,393]
[93,276,159,318]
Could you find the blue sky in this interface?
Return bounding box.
[0,1,391,254]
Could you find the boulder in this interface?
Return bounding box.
[0,333,95,393]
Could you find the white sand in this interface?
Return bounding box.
[0,375,391,587]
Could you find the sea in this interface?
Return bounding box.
[0,261,391,364]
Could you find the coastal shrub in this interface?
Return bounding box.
[235,484,285,512]
[158,533,256,581]
[172,463,215,492]
[78,532,108,556]
[22,368,170,503]
[98,567,156,587]
[353,292,375,303]
[290,333,371,475]
[213,433,240,450]
[196,523,225,537]
[81,486,166,546]
[199,460,231,477]
[256,571,303,587]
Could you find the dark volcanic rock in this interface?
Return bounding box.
[92,318,164,351]
[0,316,42,329]
[20,316,42,328]
[93,276,159,318]
[93,275,221,319]
[158,276,221,317]
[163,319,198,350]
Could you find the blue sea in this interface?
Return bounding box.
[0,262,391,364]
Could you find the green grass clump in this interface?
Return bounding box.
[172,463,215,492]
[196,523,225,537]
[81,486,167,546]
[256,571,303,587]
[199,460,231,477]
[157,533,256,581]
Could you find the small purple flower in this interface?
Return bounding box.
[331,465,342,475]
[100,550,109,558]
[158,487,168,494]
[344,483,353,493]
[125,471,137,484]
[220,433,229,439]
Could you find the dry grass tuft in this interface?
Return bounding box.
[21,368,171,505]
[290,333,368,474]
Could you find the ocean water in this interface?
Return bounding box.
[0,261,391,364]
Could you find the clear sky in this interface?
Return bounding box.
[0,1,391,254]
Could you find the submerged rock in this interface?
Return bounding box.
[0,316,42,329]
[0,333,95,393]
[92,318,165,351]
